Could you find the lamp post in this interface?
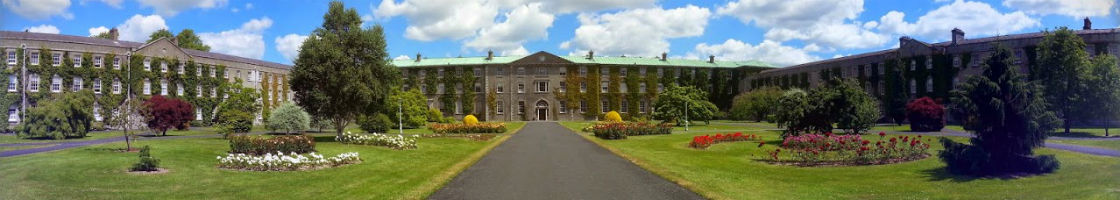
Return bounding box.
[684,100,689,131]
[398,100,403,135]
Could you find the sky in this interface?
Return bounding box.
[1,0,1118,67]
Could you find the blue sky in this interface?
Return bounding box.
[2,0,1117,66]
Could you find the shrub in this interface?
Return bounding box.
[730,86,783,122]
[774,79,879,137]
[143,95,195,136]
[427,108,444,122]
[906,97,945,132]
[357,113,393,133]
[463,115,479,125]
[268,102,311,134]
[217,152,361,171]
[336,132,418,149]
[17,91,94,139]
[228,135,316,155]
[216,110,253,137]
[590,122,672,140]
[428,123,507,134]
[131,145,160,172]
[604,111,622,122]
[389,88,429,128]
[689,132,760,149]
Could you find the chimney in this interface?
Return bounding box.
[109,28,119,40]
[708,55,715,63]
[415,53,422,62]
[1083,17,1092,30]
[951,28,965,45]
[486,50,493,60]
[661,52,667,61]
[587,50,594,59]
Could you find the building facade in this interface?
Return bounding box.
[395,51,773,121]
[0,30,292,127]
[745,20,1120,106]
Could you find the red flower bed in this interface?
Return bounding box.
[688,132,761,149]
[761,131,931,166]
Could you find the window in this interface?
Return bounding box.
[177,64,184,74]
[658,84,664,92]
[50,75,61,93]
[143,58,151,71]
[160,79,168,95]
[559,81,566,92]
[113,57,121,69]
[601,81,608,92]
[496,67,505,76]
[559,101,567,113]
[640,67,647,76]
[5,51,15,65]
[223,70,229,79]
[601,67,608,75]
[94,56,102,68]
[196,108,202,120]
[93,103,102,122]
[455,101,462,114]
[112,79,121,94]
[620,68,627,76]
[517,67,525,75]
[72,55,81,67]
[474,68,482,77]
[7,75,16,92]
[474,83,482,93]
[580,81,587,92]
[161,62,167,73]
[176,83,183,96]
[639,83,646,92]
[497,84,504,93]
[197,65,203,76]
[51,52,61,65]
[926,78,933,92]
[8,105,18,123]
[438,83,445,94]
[537,81,548,92]
[657,68,664,76]
[143,79,151,95]
[71,76,82,91]
[438,68,445,77]
[211,88,217,97]
[536,67,546,75]
[210,67,216,77]
[601,100,608,113]
[497,101,504,114]
[953,55,961,68]
[620,83,627,93]
[580,100,587,113]
[518,101,525,114]
[517,83,525,93]
[909,79,916,94]
[197,86,202,97]
[29,51,39,65]
[579,67,587,76]
[621,100,628,112]
[559,68,566,76]
[639,100,647,113]
[93,79,101,94]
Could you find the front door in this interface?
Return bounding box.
[537,108,547,121]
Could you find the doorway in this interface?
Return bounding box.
[535,100,548,121]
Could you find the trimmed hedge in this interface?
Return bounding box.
[228,135,315,155]
[428,123,507,134]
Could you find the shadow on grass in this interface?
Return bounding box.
[920,167,981,182]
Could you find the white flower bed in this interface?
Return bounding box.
[336,132,418,149]
[217,152,361,171]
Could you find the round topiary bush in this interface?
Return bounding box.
[906,97,945,132]
[604,111,622,122]
[463,115,479,125]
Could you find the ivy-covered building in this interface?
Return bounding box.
[395,51,774,121]
[746,19,1120,110]
[0,30,292,128]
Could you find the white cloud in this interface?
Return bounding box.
[2,0,72,20]
[536,0,655,14]
[88,26,110,36]
[1002,0,1115,18]
[80,0,123,8]
[25,25,60,34]
[199,17,272,59]
[117,14,169,42]
[561,5,711,57]
[716,0,887,50]
[375,0,500,41]
[244,3,253,10]
[274,34,308,62]
[464,3,554,56]
[877,0,1040,42]
[137,0,228,17]
[394,55,411,60]
[689,39,819,67]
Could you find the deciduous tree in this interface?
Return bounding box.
[1034,27,1092,134]
[143,95,194,136]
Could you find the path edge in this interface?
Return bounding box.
[559,124,724,200]
[411,123,529,200]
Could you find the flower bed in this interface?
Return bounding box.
[335,132,418,149]
[427,123,507,134]
[688,132,761,149]
[760,131,931,166]
[228,135,315,155]
[216,152,361,171]
[590,122,673,140]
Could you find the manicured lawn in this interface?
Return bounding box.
[1049,128,1120,138]
[0,144,53,152]
[1048,139,1120,151]
[0,128,223,145]
[0,123,526,200]
[559,121,1120,199]
[870,124,967,132]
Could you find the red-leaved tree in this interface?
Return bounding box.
[143,95,194,136]
[906,97,945,132]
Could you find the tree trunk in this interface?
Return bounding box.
[334,118,346,137]
[1064,118,1071,134]
[124,129,132,151]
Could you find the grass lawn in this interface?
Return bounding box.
[1048,139,1120,151]
[559,121,1120,199]
[870,124,966,132]
[0,122,526,199]
[1049,128,1120,138]
[0,128,225,145]
[0,144,54,152]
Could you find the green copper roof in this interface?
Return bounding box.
[391,52,777,69]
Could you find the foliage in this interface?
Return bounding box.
[143,95,194,136]
[603,111,622,122]
[215,79,259,136]
[311,117,334,132]
[388,88,427,128]
[1082,55,1120,136]
[906,97,945,132]
[146,29,174,43]
[17,91,95,139]
[689,132,760,149]
[775,89,811,136]
[109,98,148,151]
[291,1,401,137]
[173,29,211,51]
[336,132,418,149]
[760,132,930,165]
[268,102,311,134]
[652,84,718,126]
[775,79,879,137]
[217,152,361,171]
[426,108,445,122]
[590,122,672,140]
[427,123,507,134]
[882,59,909,125]
[228,135,316,155]
[130,145,160,172]
[730,86,783,122]
[943,45,1061,176]
[357,113,393,133]
[1034,27,1092,134]
[463,115,478,125]
[460,68,477,115]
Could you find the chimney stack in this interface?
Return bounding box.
[951,28,965,45]
[661,52,667,61]
[109,28,119,40]
[415,53,422,62]
[708,55,715,63]
[486,50,493,60]
[1083,17,1092,30]
[587,50,594,59]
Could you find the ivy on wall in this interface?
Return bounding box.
[624,66,641,118]
[460,67,477,115]
[607,66,621,113]
[583,65,601,118]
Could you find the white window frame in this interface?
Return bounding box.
[29,51,39,65]
[517,83,525,93]
[5,51,15,65]
[50,75,61,93]
[7,74,17,92]
[496,101,504,114]
[537,81,548,93]
[94,55,102,68]
[51,53,61,66]
[160,79,168,96]
[559,81,566,92]
[113,57,121,69]
[601,81,608,93]
[497,84,504,93]
[93,79,101,94]
[72,54,81,67]
[559,101,567,113]
[143,79,151,95]
[112,79,121,94]
[177,83,183,96]
[71,76,82,91]
[143,58,151,71]
[8,105,19,123]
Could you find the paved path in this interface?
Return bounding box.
[428,122,702,200]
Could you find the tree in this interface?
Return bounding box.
[388,88,427,128]
[93,31,113,39]
[143,95,195,136]
[815,78,879,135]
[17,91,95,139]
[130,145,160,172]
[774,89,811,137]
[290,1,401,137]
[109,97,149,151]
[906,97,946,132]
[216,79,260,135]
[1034,27,1092,134]
[1083,55,1120,136]
[357,113,392,133]
[268,102,311,134]
[147,29,174,43]
[942,45,1060,176]
[730,86,782,122]
[174,29,210,51]
[652,84,718,126]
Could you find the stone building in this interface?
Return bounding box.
[395,51,773,121]
[0,30,292,126]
